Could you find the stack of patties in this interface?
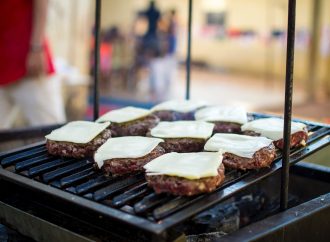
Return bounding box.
[151,100,207,121]
[195,106,248,133]
[96,106,159,137]
[150,121,214,152]
[46,121,111,158]
[144,152,225,196]
[241,118,308,149]
[205,134,276,170]
[94,136,165,176]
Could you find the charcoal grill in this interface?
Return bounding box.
[1,0,330,241]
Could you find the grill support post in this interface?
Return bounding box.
[281,0,296,211]
[185,0,193,100]
[93,0,101,121]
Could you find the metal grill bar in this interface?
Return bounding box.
[93,0,101,120]
[185,0,193,100]
[281,0,297,211]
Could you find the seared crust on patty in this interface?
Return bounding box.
[160,138,206,153]
[212,121,242,134]
[222,144,276,170]
[243,130,308,149]
[146,164,225,196]
[110,115,159,137]
[152,110,195,121]
[102,146,165,176]
[46,129,111,159]
[273,130,308,149]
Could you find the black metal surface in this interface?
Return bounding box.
[185,0,192,100]
[220,193,330,242]
[0,116,329,237]
[281,0,297,211]
[93,0,101,121]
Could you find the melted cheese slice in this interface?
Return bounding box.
[144,152,223,180]
[150,121,214,139]
[45,121,110,144]
[151,100,207,113]
[96,106,151,123]
[195,106,248,124]
[94,136,164,168]
[241,118,307,140]
[204,133,273,158]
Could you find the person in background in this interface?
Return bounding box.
[167,9,178,56]
[0,0,66,128]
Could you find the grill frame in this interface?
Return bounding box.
[1,116,329,236]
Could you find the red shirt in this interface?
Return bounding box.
[0,0,55,86]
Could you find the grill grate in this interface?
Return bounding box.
[1,115,330,235]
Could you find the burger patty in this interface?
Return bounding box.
[222,144,276,170]
[273,130,308,149]
[102,146,165,176]
[146,164,225,196]
[152,110,195,121]
[110,115,159,137]
[46,129,111,159]
[159,138,206,153]
[243,130,308,149]
[212,121,242,134]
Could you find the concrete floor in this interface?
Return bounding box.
[105,67,329,123]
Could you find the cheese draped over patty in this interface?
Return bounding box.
[45,121,110,144]
[241,118,307,141]
[150,121,214,139]
[204,133,273,158]
[151,100,207,113]
[195,106,248,124]
[96,106,151,123]
[144,152,223,180]
[94,136,164,168]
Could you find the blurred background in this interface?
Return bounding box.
[4,0,330,126]
[1,0,330,162]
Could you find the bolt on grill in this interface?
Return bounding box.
[1,114,329,236]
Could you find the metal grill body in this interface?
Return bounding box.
[1,114,329,240]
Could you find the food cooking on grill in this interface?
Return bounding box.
[46,121,111,158]
[144,152,225,196]
[241,118,308,149]
[150,121,214,152]
[94,136,165,176]
[204,133,276,170]
[151,100,207,121]
[96,106,159,137]
[194,106,248,133]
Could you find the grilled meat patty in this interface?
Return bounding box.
[102,146,165,176]
[243,130,308,149]
[159,138,206,153]
[152,110,195,121]
[146,164,225,196]
[110,115,159,137]
[222,144,276,170]
[212,121,242,134]
[46,129,111,158]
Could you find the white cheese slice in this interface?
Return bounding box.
[195,106,248,124]
[204,133,273,158]
[94,136,164,168]
[150,121,214,139]
[144,152,223,180]
[241,118,307,141]
[45,121,110,144]
[151,100,207,113]
[96,106,151,123]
